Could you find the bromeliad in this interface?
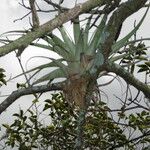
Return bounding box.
[20,10,147,108]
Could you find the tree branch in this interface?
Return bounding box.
[101,0,147,58]
[106,62,150,99]
[0,0,106,57]
[0,83,63,115]
[29,0,40,29]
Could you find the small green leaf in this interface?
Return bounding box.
[2,124,11,129]
[32,99,39,104]
[0,68,5,72]
[145,61,150,67]
[43,104,51,111]
[13,113,20,117]
[16,83,26,89]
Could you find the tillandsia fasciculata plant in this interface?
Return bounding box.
[15,8,148,109]
[0,1,150,149]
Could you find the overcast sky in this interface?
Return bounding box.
[0,1,150,149]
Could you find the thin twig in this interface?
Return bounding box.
[29,0,40,29]
[14,11,31,23]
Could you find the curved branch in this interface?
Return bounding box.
[0,83,63,115]
[106,62,150,99]
[101,0,147,58]
[0,0,106,57]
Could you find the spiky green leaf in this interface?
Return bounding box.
[32,43,53,50]
[33,68,66,84]
[73,17,80,44]
[48,33,72,54]
[111,8,149,54]
[59,26,75,54]
[49,58,68,76]
[75,29,84,60]
[43,36,74,60]
[10,58,64,81]
[83,16,92,52]
[88,14,107,54]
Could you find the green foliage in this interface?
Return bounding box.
[16,83,26,89]
[3,109,40,149]
[3,93,150,149]
[138,62,150,74]
[113,42,149,74]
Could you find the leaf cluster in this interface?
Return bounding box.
[118,42,149,74]
[2,93,150,149]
